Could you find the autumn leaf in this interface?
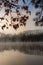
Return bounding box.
[0,17,4,20]
[9,24,12,26]
[4,2,9,7]
[16,9,19,13]
[26,16,29,19]
[22,6,28,11]
[23,22,26,26]
[13,24,19,29]
[6,27,8,29]
[20,23,23,26]
[1,24,6,30]
[5,9,9,15]
[22,0,26,3]
[0,2,2,6]
[13,18,16,22]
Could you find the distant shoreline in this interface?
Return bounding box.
[0,42,43,55]
[0,33,43,42]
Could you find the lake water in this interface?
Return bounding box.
[0,50,43,65]
[0,42,43,65]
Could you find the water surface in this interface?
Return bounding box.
[0,42,43,65]
[0,50,43,65]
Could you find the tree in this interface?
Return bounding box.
[0,0,31,30]
[31,0,43,26]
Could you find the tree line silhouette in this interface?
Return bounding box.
[0,32,43,42]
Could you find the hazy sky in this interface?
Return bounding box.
[0,0,43,35]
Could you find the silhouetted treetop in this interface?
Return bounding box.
[31,0,43,26]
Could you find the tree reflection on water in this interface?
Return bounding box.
[0,50,43,65]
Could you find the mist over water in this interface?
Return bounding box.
[0,42,43,65]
